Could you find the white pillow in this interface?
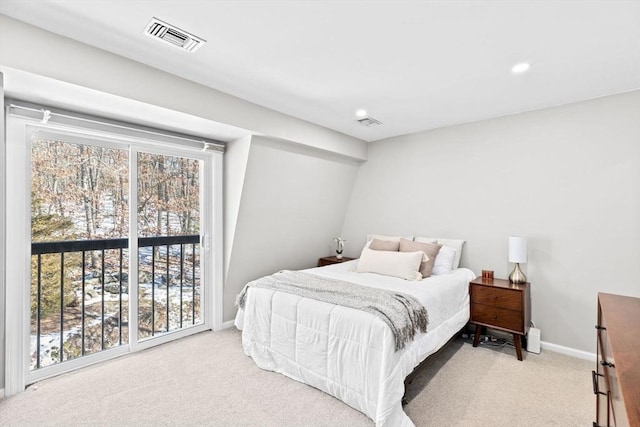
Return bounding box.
[356,247,423,281]
[431,246,457,275]
[415,237,465,268]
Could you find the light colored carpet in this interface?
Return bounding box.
[0,328,593,426]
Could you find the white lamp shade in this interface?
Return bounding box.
[508,236,527,263]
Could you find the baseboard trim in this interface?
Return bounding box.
[0,387,5,399]
[221,320,235,330]
[540,340,596,361]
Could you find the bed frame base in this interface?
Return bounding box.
[402,327,464,405]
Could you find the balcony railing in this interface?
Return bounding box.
[31,235,200,370]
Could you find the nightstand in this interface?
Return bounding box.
[469,276,531,361]
[317,256,355,267]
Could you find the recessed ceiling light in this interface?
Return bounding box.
[512,62,531,74]
[355,109,368,118]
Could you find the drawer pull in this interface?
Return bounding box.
[492,314,498,319]
[591,370,605,395]
[492,296,498,300]
[600,360,615,368]
[594,325,606,331]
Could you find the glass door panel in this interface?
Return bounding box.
[30,136,129,370]
[136,152,202,340]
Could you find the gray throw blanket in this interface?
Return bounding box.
[236,270,428,351]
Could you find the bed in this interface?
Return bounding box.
[234,238,475,427]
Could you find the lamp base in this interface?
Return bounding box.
[509,263,527,284]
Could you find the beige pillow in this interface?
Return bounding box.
[356,247,423,281]
[369,238,400,251]
[366,234,414,242]
[399,238,442,278]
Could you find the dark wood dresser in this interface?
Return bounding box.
[469,277,531,361]
[594,293,640,427]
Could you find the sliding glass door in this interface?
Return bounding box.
[5,106,221,394]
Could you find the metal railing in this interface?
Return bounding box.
[31,235,200,370]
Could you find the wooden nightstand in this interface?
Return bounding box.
[317,256,355,267]
[469,276,531,361]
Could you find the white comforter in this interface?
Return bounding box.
[235,261,476,426]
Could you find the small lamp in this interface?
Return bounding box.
[333,237,346,259]
[508,236,527,284]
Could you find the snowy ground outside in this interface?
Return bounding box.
[31,280,201,370]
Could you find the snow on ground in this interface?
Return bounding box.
[31,282,201,370]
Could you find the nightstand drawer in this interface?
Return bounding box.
[470,284,522,311]
[470,304,523,333]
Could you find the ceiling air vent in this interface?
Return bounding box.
[143,17,206,53]
[356,116,382,127]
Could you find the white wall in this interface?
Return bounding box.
[341,91,640,354]
[224,136,360,321]
[223,134,252,278]
[0,73,5,395]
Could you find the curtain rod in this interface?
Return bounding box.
[8,102,225,152]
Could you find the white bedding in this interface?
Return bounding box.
[235,260,476,426]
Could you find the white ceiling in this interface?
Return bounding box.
[1,1,638,142]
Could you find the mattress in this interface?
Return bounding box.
[235,260,476,426]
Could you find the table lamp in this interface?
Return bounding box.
[508,236,527,284]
